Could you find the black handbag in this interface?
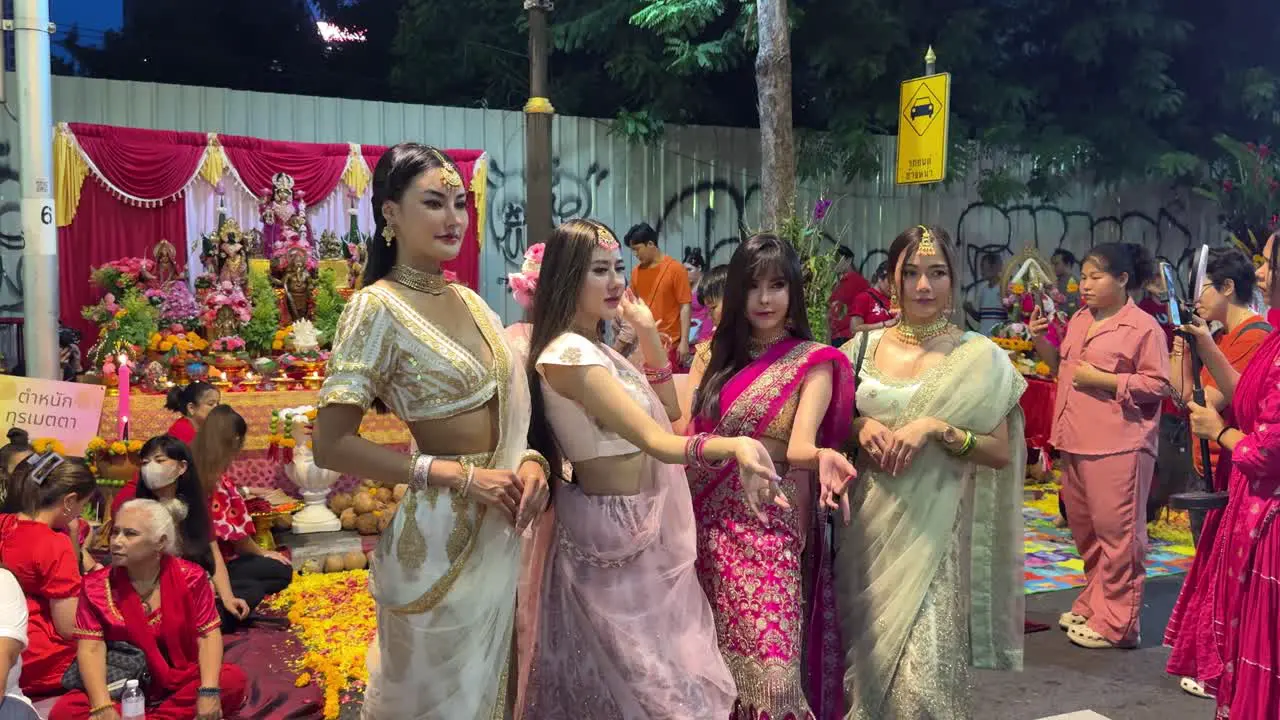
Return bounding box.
[61,641,150,700]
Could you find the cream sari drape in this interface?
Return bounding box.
[838,331,1026,718]
[360,297,527,720]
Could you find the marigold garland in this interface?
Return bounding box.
[265,569,375,719]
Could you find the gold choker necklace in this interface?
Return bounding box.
[391,265,450,295]
[748,332,789,359]
[893,317,952,345]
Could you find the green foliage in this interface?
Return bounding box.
[610,110,667,145]
[1192,136,1280,248]
[242,269,281,357]
[314,270,347,347]
[775,201,841,344]
[90,289,159,368]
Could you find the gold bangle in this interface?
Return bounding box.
[90,704,115,716]
[459,462,476,498]
[519,450,552,479]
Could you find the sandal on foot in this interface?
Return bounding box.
[1179,677,1213,699]
[1058,611,1088,631]
[1067,623,1137,649]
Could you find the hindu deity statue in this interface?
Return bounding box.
[209,306,239,343]
[148,239,183,286]
[276,247,315,323]
[259,172,311,259]
[346,240,367,290]
[217,221,249,293]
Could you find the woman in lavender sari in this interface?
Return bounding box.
[687,234,855,720]
[519,219,787,719]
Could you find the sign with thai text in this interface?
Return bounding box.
[0,376,106,456]
[895,72,951,185]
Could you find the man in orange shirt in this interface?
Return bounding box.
[625,223,693,367]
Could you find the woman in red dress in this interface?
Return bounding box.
[192,405,292,631]
[0,453,96,697]
[111,382,220,516]
[846,261,895,336]
[51,499,247,720]
[1183,232,1280,718]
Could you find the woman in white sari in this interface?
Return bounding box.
[832,225,1026,719]
[313,143,550,720]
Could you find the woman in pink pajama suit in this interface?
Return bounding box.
[1030,242,1170,650]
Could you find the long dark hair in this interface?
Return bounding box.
[135,435,212,556]
[365,143,464,287]
[1083,242,1154,291]
[0,455,96,516]
[164,382,216,419]
[191,405,247,496]
[525,218,620,486]
[693,234,811,419]
[887,224,958,317]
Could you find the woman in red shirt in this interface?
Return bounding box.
[111,382,220,516]
[192,405,292,632]
[0,453,96,697]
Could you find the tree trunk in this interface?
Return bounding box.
[756,0,795,231]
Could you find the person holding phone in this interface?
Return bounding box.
[1164,247,1271,699]
[1030,242,1170,651]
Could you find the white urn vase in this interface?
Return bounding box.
[282,408,342,534]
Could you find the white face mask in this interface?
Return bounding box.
[141,462,182,490]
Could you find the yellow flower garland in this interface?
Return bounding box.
[265,569,375,719]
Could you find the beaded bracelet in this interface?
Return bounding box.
[644,363,674,384]
[684,432,727,471]
[197,686,221,698]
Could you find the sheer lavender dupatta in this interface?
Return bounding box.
[691,337,855,720]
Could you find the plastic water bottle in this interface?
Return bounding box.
[121,679,145,719]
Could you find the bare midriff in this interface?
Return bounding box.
[573,453,651,496]
[406,396,501,458]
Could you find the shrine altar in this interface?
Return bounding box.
[97,389,410,455]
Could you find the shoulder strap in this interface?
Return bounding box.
[1239,320,1273,337]
[854,331,870,379]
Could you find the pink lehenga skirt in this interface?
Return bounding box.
[520,458,736,719]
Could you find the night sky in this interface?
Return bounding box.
[51,0,123,39]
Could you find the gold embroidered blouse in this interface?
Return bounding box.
[319,284,500,422]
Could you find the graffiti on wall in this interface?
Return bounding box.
[487,156,610,266]
[954,201,1194,292]
[655,180,761,267]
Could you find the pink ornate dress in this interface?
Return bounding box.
[689,337,853,720]
[521,331,736,719]
[1189,316,1280,718]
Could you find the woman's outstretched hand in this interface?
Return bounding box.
[735,438,787,522]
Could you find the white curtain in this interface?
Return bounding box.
[183,176,262,289]
[308,185,376,245]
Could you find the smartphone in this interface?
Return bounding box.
[1160,262,1183,327]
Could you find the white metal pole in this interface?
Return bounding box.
[12,0,58,379]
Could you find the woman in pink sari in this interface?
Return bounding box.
[687,234,855,720]
[1183,232,1280,718]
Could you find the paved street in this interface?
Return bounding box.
[979,576,1211,720]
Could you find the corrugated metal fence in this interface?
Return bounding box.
[0,74,1222,322]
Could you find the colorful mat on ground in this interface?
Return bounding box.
[1023,485,1197,594]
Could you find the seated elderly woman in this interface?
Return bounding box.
[50,500,247,720]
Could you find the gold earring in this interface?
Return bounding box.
[382,224,395,247]
[890,289,900,310]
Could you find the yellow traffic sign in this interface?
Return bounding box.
[895,72,950,185]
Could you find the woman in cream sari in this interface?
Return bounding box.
[313,143,549,720]
[835,225,1025,719]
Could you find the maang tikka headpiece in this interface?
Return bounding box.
[589,221,620,251]
[916,225,937,256]
[429,149,463,188]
